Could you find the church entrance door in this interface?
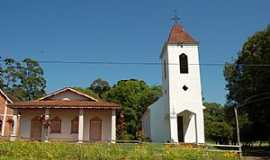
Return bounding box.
[177,116,184,142]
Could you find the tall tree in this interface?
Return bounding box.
[2,58,19,90]
[89,78,110,98]
[0,57,4,88]
[104,79,162,139]
[224,25,270,142]
[18,58,46,100]
[204,102,233,144]
[0,58,46,100]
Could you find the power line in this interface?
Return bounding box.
[1,59,270,67]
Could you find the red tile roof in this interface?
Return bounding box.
[167,23,197,44]
[7,87,120,110]
[0,89,13,103]
[8,100,120,109]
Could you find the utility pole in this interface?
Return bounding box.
[234,106,242,158]
[233,93,270,159]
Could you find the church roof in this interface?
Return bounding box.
[167,23,197,44]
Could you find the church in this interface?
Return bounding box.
[1,21,205,144]
[142,22,205,144]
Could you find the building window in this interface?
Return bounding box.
[179,54,188,73]
[164,60,167,79]
[50,116,61,133]
[71,117,79,134]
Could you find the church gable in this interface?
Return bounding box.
[39,88,97,101]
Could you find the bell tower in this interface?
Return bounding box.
[160,22,205,143]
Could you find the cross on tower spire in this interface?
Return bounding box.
[171,9,180,24]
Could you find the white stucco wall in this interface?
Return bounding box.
[167,44,205,143]
[19,109,114,142]
[147,96,170,142]
[181,111,196,143]
[167,45,203,109]
[48,109,79,141]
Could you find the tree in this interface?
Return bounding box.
[0,58,46,100]
[0,57,5,88]
[72,87,99,99]
[104,79,162,139]
[0,68,3,89]
[204,102,233,144]
[224,25,270,142]
[89,78,110,98]
[18,58,46,100]
[2,58,19,90]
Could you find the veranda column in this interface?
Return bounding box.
[111,110,116,143]
[78,109,84,143]
[44,109,50,142]
[10,109,18,141]
[16,113,21,138]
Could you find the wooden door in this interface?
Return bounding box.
[89,117,102,142]
[177,116,184,142]
[31,117,42,141]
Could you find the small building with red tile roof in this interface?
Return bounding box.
[7,87,120,142]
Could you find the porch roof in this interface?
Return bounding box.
[7,100,120,109]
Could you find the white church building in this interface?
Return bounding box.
[142,22,205,144]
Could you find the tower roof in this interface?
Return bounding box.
[167,23,197,44]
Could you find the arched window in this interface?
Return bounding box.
[50,116,61,133]
[71,117,78,134]
[179,54,188,73]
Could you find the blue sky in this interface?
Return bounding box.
[0,0,269,104]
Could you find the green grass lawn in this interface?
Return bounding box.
[0,141,240,160]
